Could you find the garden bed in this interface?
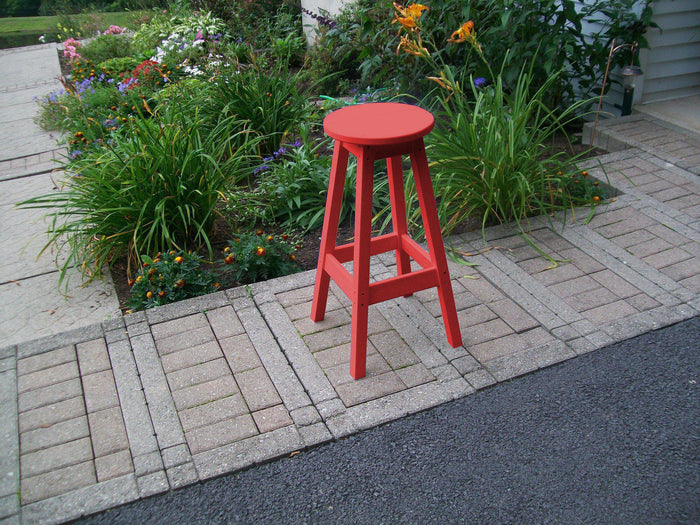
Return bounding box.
[26,1,617,314]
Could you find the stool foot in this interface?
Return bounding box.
[350,303,369,379]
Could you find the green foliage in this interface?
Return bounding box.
[208,61,310,155]
[126,250,220,311]
[426,62,598,237]
[252,136,388,233]
[79,32,133,63]
[309,0,657,110]
[131,7,228,54]
[97,55,141,77]
[19,104,258,287]
[222,231,299,284]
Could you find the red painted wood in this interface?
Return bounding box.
[312,103,462,380]
[311,143,349,322]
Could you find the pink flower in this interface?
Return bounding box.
[104,25,124,35]
[196,30,203,40]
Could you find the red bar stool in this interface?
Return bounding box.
[311,102,463,379]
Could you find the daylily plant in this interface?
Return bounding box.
[392,2,490,97]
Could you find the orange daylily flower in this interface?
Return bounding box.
[448,21,475,44]
[393,2,428,30]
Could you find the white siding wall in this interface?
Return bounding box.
[638,0,700,103]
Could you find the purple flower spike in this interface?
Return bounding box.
[473,77,487,88]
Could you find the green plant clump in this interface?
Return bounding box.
[19,105,257,286]
[127,250,220,312]
[223,231,299,284]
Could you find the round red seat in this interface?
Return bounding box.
[323,102,435,145]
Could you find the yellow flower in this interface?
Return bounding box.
[448,21,475,44]
[146,291,153,299]
[256,246,266,257]
[174,256,184,264]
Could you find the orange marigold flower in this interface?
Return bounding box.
[148,268,156,277]
[289,254,296,261]
[213,282,221,289]
[174,256,184,264]
[266,235,274,242]
[592,195,600,202]
[223,246,231,253]
[174,279,185,288]
[256,230,264,236]
[128,279,135,287]
[224,254,234,265]
[256,246,266,257]
[448,21,475,44]
[146,291,153,299]
[158,290,166,297]
[281,234,289,240]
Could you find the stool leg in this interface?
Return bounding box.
[350,147,374,379]
[410,142,463,348]
[386,155,412,293]
[311,143,349,322]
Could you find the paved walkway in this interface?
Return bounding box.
[0,45,699,525]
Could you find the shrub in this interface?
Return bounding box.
[127,251,221,312]
[97,56,142,78]
[19,105,258,286]
[79,33,133,64]
[428,63,597,236]
[209,62,310,156]
[309,0,656,111]
[223,231,299,284]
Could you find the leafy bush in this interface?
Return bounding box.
[428,63,596,236]
[208,62,310,155]
[223,231,299,284]
[97,56,141,78]
[132,8,228,55]
[79,33,133,64]
[127,251,220,312]
[19,105,257,286]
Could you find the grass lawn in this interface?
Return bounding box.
[0,11,142,35]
